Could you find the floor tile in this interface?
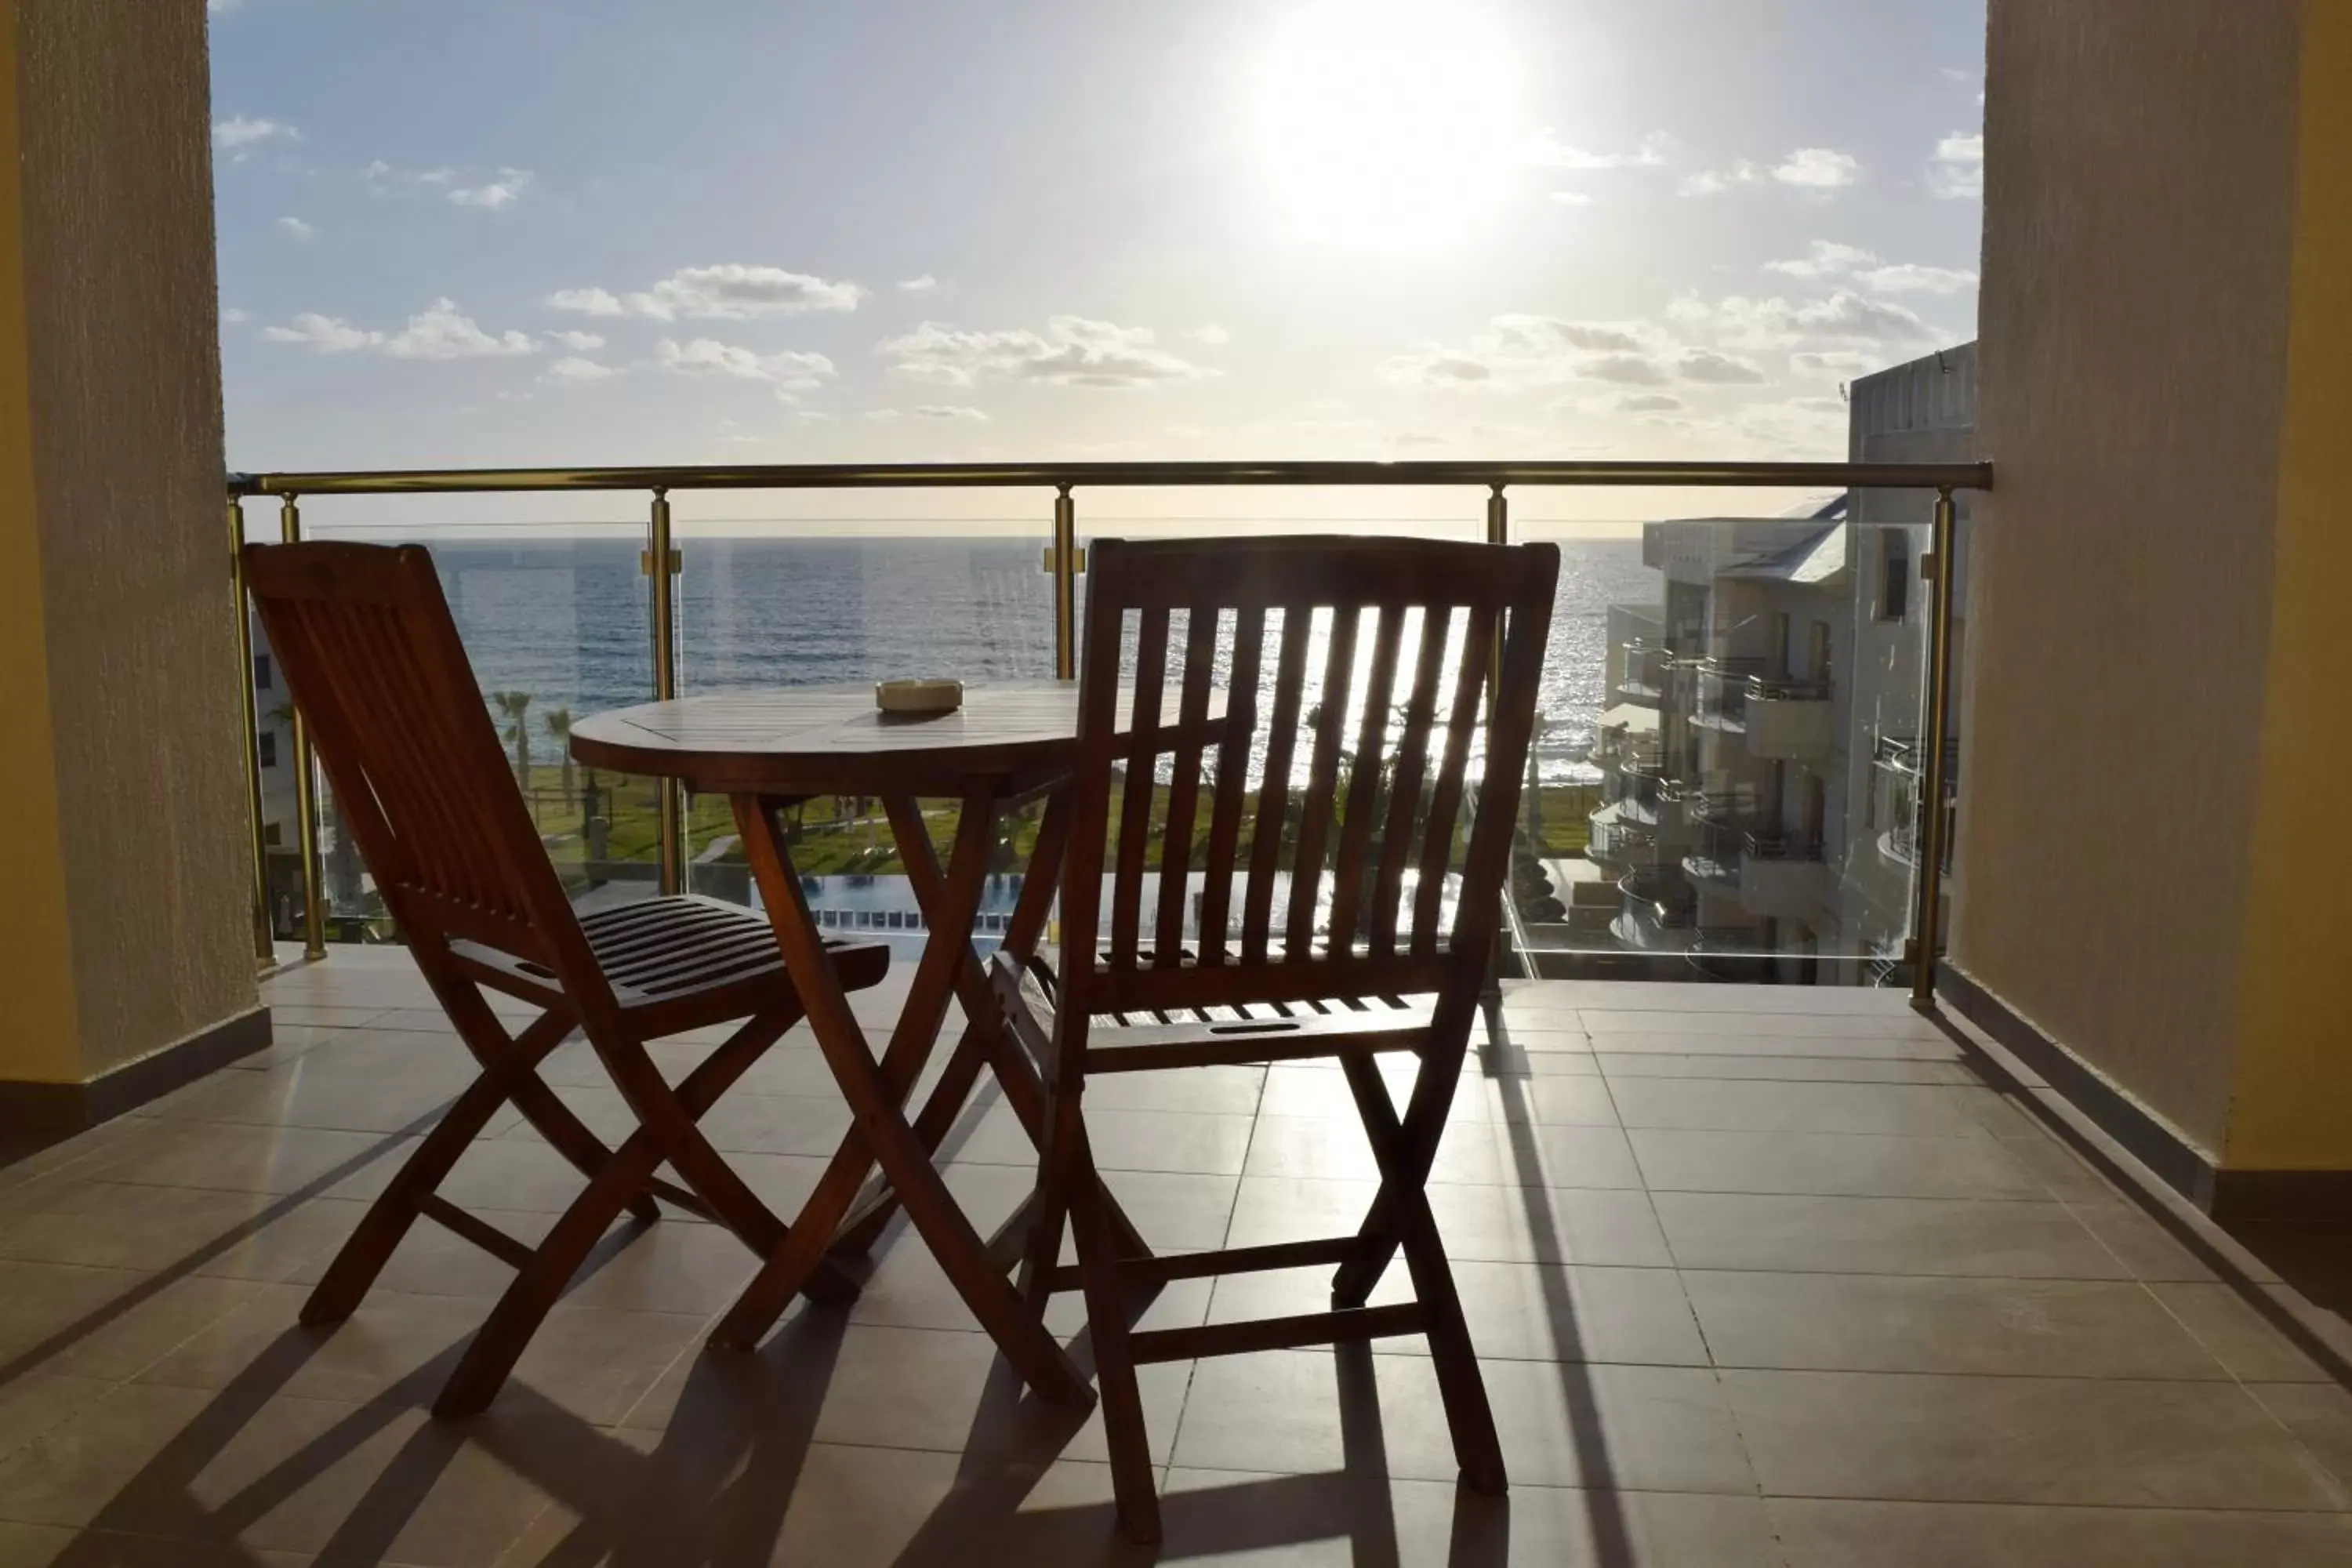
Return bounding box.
[1768,1497,2352,1566]
[1606,1077,2011,1136]
[2151,1282,2331,1383]
[1683,1271,2235,1378]
[1172,1350,1757,1494]
[1204,1257,1709,1366]
[1629,1127,2048,1200]
[1722,1367,2347,1509]
[1652,1192,2127,1278]
[133,1285,705,1425]
[0,1184,360,1283]
[1228,1177,1675,1268]
[1596,1052,1985,1085]
[1241,1116,1512,1186]
[81,1123,403,1200]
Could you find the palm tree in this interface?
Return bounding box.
[492,690,533,806]
[543,706,576,810]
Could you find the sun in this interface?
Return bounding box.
[1247,0,1528,255]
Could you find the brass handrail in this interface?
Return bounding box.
[226,458,1991,496]
[225,456,1990,1007]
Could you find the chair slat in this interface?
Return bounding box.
[1370,604,1457,956]
[1194,604,1265,964]
[1241,608,1312,963]
[1108,605,1168,971]
[1325,603,1407,954]
[1284,605,1360,960]
[1411,602,1496,956]
[1153,608,1221,967]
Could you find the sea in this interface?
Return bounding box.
[422,535,1657,785]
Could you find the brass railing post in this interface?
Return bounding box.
[279,495,326,960]
[1051,485,1079,681]
[229,499,274,964]
[648,488,684,895]
[1910,485,1960,1010]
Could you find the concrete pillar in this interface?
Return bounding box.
[0,0,263,1133]
[1953,0,2352,1215]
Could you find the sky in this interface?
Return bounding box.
[209,0,1986,534]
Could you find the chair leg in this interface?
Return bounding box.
[302,1007,579,1326]
[1334,1050,1504,1494]
[1066,1120,1161,1544]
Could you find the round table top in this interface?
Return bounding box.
[569,680,1220,797]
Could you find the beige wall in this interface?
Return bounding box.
[0,0,256,1087]
[1959,0,2349,1168]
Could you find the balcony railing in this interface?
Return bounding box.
[1613,640,1672,702]
[224,456,1987,1000]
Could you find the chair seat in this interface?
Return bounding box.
[452,895,888,1033]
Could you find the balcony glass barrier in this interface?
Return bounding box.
[233,471,1973,993]
[1508,498,1951,988]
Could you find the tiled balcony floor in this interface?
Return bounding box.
[3,949,2351,1564]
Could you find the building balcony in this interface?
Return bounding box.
[1611,640,1671,704]
[1693,662,1835,760]
[1740,829,1830,920]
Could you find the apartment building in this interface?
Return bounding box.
[1588,343,1979,984]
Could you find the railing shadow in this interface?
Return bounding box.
[1478,1000,1638,1567]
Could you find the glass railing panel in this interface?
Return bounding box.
[1508,494,1947,987]
[672,512,1054,956]
[241,502,670,942]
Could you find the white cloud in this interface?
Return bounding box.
[220,307,250,325]
[263,298,539,360]
[913,404,989,421]
[1677,348,1768,384]
[1931,132,1984,199]
[1524,129,1671,170]
[1549,191,1595,206]
[380,299,538,359]
[1790,349,1881,377]
[655,336,835,390]
[448,169,533,209]
[1380,315,1677,390]
[1773,147,1861,188]
[898,275,938,292]
[1678,160,1759,197]
[862,408,903,422]
[213,114,296,158]
[626,264,864,320]
[1667,289,1944,350]
[544,357,619,384]
[1569,391,1686,415]
[546,288,627,318]
[1187,325,1231,346]
[209,0,241,11]
[263,314,382,353]
[878,316,1212,388]
[1856,263,1978,296]
[1766,240,1878,278]
[548,330,606,351]
[274,216,314,241]
[1765,241,1976,296]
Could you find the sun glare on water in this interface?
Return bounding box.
[1248,0,1528,256]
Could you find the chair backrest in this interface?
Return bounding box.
[1058,535,1559,1017]
[241,541,585,970]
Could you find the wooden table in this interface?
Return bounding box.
[571,681,1210,1404]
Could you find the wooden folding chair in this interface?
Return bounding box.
[243,542,888,1417]
[998,535,1559,1542]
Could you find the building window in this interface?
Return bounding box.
[254,653,272,691]
[1879,531,1910,622]
[263,822,282,848]
[257,731,278,768]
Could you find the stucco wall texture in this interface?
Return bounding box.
[1958,0,2304,1159]
[6,0,255,1080]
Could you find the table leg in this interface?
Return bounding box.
[829,791,1149,1265]
[713,792,1092,1406]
